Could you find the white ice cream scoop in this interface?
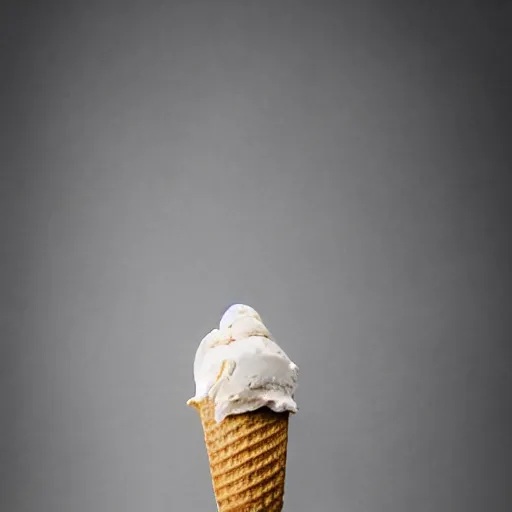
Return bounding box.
[188,304,299,423]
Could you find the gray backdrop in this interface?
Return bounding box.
[1,1,511,511]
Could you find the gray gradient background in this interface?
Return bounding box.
[1,1,511,511]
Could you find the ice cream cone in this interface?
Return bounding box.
[191,398,289,512]
[188,305,298,510]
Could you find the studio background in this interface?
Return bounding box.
[1,1,511,511]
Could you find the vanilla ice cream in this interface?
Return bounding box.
[187,304,299,423]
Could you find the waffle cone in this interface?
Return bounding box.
[192,399,289,511]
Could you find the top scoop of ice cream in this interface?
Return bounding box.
[219,304,262,329]
[187,304,299,423]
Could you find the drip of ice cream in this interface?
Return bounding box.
[187,304,299,423]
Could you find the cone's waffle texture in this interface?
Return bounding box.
[195,399,289,511]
